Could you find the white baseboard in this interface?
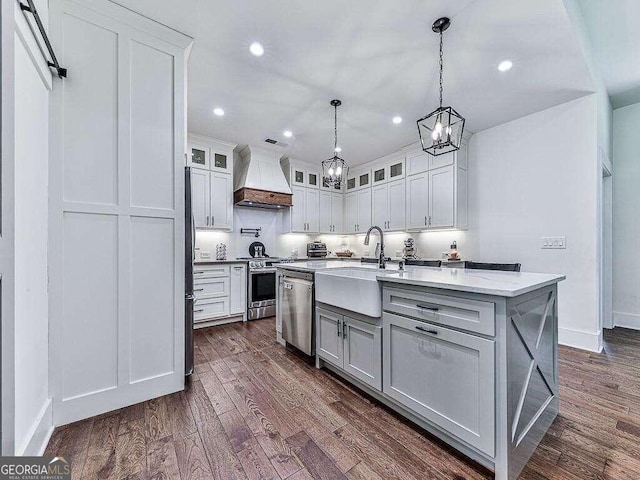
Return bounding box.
[613,311,640,330]
[559,327,602,352]
[17,398,53,456]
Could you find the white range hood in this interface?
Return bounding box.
[234,145,292,209]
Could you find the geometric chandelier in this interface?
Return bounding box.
[417,17,465,156]
[322,99,349,187]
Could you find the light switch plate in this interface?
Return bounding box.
[541,237,566,249]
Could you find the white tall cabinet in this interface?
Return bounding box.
[282,159,321,233]
[188,135,236,231]
[404,143,469,230]
[319,191,344,233]
[49,0,193,425]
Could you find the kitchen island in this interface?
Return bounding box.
[278,260,565,480]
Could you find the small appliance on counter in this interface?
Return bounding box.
[307,241,328,258]
[403,237,419,259]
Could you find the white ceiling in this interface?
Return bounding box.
[578,0,640,109]
[113,0,593,165]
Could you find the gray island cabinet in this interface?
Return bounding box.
[314,266,565,480]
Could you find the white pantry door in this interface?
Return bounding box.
[49,0,193,425]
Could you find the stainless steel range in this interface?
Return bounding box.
[241,257,281,320]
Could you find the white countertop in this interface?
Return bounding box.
[279,260,565,297]
[378,268,565,297]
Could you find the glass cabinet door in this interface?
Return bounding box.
[359,172,370,188]
[189,145,210,169]
[390,161,404,179]
[307,171,319,188]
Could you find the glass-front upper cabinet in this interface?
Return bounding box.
[346,175,357,191]
[188,143,210,169]
[307,171,320,188]
[187,135,236,175]
[358,171,371,188]
[372,157,405,185]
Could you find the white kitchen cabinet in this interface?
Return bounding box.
[345,189,372,234]
[317,307,343,368]
[289,165,320,189]
[383,311,495,456]
[343,316,382,390]
[319,191,343,234]
[345,193,358,234]
[288,186,319,233]
[194,263,246,326]
[372,158,405,186]
[229,264,247,315]
[404,141,468,231]
[357,188,372,233]
[210,172,233,229]
[290,186,307,232]
[429,166,455,228]
[188,135,235,175]
[372,179,405,231]
[191,168,232,230]
[189,135,236,231]
[317,307,382,390]
[188,141,211,170]
[306,189,320,232]
[191,168,210,228]
[406,172,429,230]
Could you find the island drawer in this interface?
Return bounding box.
[383,287,495,336]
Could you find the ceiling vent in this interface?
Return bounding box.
[262,137,289,148]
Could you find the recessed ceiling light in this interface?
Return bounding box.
[334,146,342,153]
[213,107,225,116]
[498,60,513,72]
[392,116,403,124]
[283,130,293,138]
[249,42,264,57]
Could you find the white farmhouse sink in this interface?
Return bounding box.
[315,268,397,317]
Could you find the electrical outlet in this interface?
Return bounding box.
[541,237,566,249]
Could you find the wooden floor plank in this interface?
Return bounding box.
[147,435,181,480]
[144,396,171,442]
[236,441,280,480]
[286,430,347,480]
[173,431,214,480]
[115,418,146,478]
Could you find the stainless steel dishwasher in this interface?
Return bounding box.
[279,270,315,355]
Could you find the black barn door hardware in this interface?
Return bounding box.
[19,0,67,78]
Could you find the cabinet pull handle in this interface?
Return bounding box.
[206,216,209,226]
[425,216,427,226]
[415,326,438,335]
[428,216,432,226]
[194,271,205,275]
[337,320,341,337]
[212,216,215,225]
[343,321,347,339]
[416,303,440,312]
[194,288,204,292]
[194,308,204,313]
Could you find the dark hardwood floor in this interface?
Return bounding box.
[45,319,640,479]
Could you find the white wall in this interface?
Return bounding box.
[469,95,601,351]
[612,102,640,329]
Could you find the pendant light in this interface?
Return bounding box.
[417,17,465,156]
[322,99,349,187]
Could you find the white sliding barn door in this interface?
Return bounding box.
[49,0,192,425]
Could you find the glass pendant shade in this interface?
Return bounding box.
[417,106,465,156]
[322,99,349,186]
